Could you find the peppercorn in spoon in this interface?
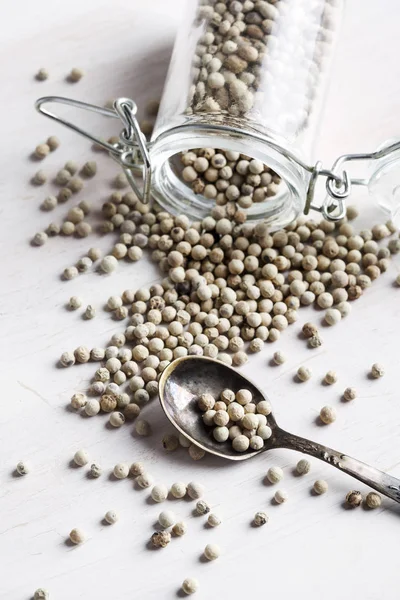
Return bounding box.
[159,356,400,504]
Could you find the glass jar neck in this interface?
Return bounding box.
[150,120,310,226]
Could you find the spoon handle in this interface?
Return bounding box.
[275,429,400,503]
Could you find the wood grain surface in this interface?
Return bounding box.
[1,1,399,599]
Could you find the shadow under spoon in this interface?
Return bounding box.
[159,356,400,504]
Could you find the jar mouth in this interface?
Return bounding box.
[149,121,309,227]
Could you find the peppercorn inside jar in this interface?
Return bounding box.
[149,0,344,227]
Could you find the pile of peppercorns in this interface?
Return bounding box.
[197,387,273,452]
[57,194,399,445]
[180,148,280,208]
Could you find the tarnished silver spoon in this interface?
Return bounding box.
[159,356,400,504]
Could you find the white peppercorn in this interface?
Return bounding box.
[162,434,179,452]
[319,405,336,424]
[100,255,118,273]
[274,489,289,504]
[69,528,85,544]
[324,308,342,326]
[85,399,100,416]
[35,68,49,81]
[324,371,337,385]
[313,479,328,495]
[129,462,144,477]
[371,363,385,379]
[346,490,363,507]
[196,500,211,515]
[204,543,221,561]
[151,530,171,548]
[256,400,272,416]
[343,387,357,401]
[136,471,154,488]
[68,67,84,82]
[70,392,86,410]
[32,232,48,246]
[84,305,96,319]
[104,510,118,524]
[365,491,382,509]
[182,578,199,595]
[207,513,221,528]
[198,393,215,411]
[34,589,49,600]
[90,463,102,478]
[135,419,151,436]
[336,301,352,317]
[32,170,47,185]
[267,466,284,484]
[254,511,268,526]
[152,484,169,503]
[296,459,311,475]
[109,411,125,427]
[187,481,205,500]
[170,482,187,499]
[34,143,50,159]
[16,461,29,475]
[60,351,75,367]
[297,366,312,382]
[113,463,129,479]
[73,449,89,466]
[87,247,102,261]
[273,351,286,365]
[158,510,176,529]
[172,521,187,536]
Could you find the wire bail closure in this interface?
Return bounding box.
[35,96,152,204]
[35,95,400,222]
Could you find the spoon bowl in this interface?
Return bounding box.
[159,356,400,504]
[159,355,277,460]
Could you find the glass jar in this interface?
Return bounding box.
[149,0,344,227]
[42,1,400,230]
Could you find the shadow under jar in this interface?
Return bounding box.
[151,0,344,227]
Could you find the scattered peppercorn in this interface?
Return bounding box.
[319,405,336,424]
[267,466,284,484]
[324,371,337,385]
[35,68,48,81]
[346,490,363,507]
[181,578,199,595]
[34,143,50,159]
[343,387,357,401]
[297,366,312,382]
[253,511,268,526]
[204,543,221,560]
[73,449,89,466]
[365,491,382,509]
[313,480,328,495]
[207,513,221,527]
[90,463,102,478]
[34,588,49,600]
[274,489,289,504]
[151,530,171,548]
[296,459,311,475]
[16,461,29,475]
[69,528,85,544]
[104,510,118,524]
[371,363,385,378]
[68,67,84,82]
[172,521,187,536]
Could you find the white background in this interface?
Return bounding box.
[1,1,400,599]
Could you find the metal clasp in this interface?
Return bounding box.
[35,95,400,222]
[305,139,400,220]
[35,96,151,203]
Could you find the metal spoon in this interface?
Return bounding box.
[159,356,400,504]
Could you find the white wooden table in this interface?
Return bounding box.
[1,1,400,599]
